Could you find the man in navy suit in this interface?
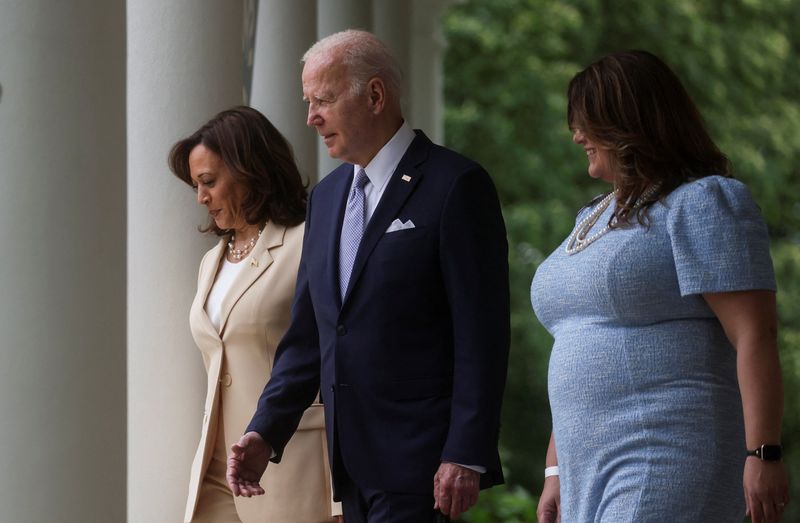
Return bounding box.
[227,30,509,522]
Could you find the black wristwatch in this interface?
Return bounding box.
[747,444,783,461]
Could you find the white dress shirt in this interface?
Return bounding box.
[350,120,416,222]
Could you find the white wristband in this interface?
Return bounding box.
[544,466,559,478]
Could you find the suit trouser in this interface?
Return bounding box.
[333,419,447,523]
[339,471,447,523]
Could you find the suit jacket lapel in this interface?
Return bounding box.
[195,239,225,340]
[217,222,283,335]
[342,132,431,303]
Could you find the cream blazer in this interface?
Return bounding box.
[184,222,338,523]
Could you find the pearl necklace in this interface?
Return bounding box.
[227,227,262,261]
[564,183,661,255]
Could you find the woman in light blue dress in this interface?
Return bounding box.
[532,51,789,522]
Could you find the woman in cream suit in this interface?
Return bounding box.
[169,106,341,523]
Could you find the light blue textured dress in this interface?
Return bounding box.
[531,176,776,522]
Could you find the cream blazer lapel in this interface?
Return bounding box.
[216,222,285,336]
[193,240,225,343]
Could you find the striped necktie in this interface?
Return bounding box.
[339,168,369,299]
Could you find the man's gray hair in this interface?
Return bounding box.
[303,29,403,99]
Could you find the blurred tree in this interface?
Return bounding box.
[443,1,800,521]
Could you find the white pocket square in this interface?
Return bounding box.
[386,218,415,233]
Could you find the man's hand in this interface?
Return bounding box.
[226,431,271,497]
[433,462,480,520]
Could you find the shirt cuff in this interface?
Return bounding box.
[447,461,486,474]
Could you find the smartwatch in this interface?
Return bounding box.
[747,444,783,461]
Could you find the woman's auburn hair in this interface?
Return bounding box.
[567,50,731,226]
[168,105,308,235]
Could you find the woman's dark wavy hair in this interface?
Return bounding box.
[567,50,731,226]
[168,106,307,235]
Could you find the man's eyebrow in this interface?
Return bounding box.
[303,91,335,103]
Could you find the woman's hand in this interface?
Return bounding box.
[744,458,789,522]
[538,432,561,522]
[537,476,561,523]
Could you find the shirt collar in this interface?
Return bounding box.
[354,121,416,190]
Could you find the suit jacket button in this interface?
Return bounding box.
[336,324,346,336]
[220,373,232,387]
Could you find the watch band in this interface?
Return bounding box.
[746,444,783,461]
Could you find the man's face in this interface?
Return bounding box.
[302,57,374,166]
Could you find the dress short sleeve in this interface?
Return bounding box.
[666,175,776,296]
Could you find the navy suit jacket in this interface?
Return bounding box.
[247,131,510,496]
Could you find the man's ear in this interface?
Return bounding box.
[366,77,386,115]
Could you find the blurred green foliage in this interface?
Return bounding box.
[461,485,539,523]
[442,1,800,521]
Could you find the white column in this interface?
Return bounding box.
[251,0,318,183]
[0,2,126,522]
[243,0,259,104]
[372,0,412,120]
[318,0,372,40]
[316,0,373,179]
[127,2,243,522]
[410,0,453,143]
